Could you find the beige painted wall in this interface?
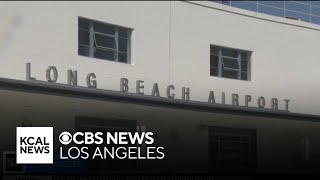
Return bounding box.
[0,1,319,115]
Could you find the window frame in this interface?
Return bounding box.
[210,45,251,81]
[78,17,132,64]
[208,126,257,173]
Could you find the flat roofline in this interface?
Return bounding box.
[0,77,319,122]
[186,1,320,31]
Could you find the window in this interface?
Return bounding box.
[78,17,132,63]
[210,45,251,81]
[209,126,257,173]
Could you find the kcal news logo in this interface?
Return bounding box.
[16,127,53,164]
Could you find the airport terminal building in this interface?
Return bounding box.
[1,1,320,175]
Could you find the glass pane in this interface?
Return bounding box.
[222,57,239,69]
[210,67,219,77]
[118,52,127,63]
[259,4,285,17]
[285,10,310,22]
[210,46,219,55]
[222,69,239,79]
[94,34,116,49]
[311,16,320,25]
[285,1,310,14]
[222,48,238,58]
[78,45,90,57]
[241,72,248,80]
[241,52,248,60]
[78,18,90,30]
[93,22,115,35]
[212,0,231,5]
[311,6,320,16]
[259,1,284,8]
[231,1,258,12]
[306,1,320,7]
[242,136,249,142]
[210,55,219,67]
[118,28,129,38]
[78,29,90,46]
[118,38,128,53]
[220,135,241,141]
[241,60,248,72]
[94,48,116,61]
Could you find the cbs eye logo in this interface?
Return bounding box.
[59,132,72,145]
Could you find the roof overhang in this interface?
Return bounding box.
[0,77,319,122]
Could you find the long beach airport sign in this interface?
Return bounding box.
[26,63,290,111]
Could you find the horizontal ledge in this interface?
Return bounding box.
[0,77,319,122]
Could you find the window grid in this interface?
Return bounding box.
[210,46,250,81]
[208,127,257,173]
[78,17,131,64]
[212,0,320,25]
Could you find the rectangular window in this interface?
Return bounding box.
[78,17,132,63]
[209,126,257,173]
[210,45,251,81]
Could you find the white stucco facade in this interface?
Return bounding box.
[0,1,319,115]
[1,2,320,175]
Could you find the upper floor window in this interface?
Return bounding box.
[210,45,251,81]
[78,17,132,63]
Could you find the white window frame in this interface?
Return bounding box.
[210,46,251,81]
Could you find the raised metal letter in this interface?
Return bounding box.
[284,99,290,112]
[221,92,225,104]
[182,87,190,101]
[151,83,160,97]
[166,85,175,99]
[208,91,215,104]
[86,73,97,88]
[46,66,58,83]
[120,78,129,92]
[271,98,278,110]
[26,63,36,81]
[231,94,239,106]
[245,95,252,107]
[136,80,144,95]
[67,70,77,86]
[257,96,265,108]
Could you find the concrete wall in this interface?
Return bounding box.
[0,1,319,115]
